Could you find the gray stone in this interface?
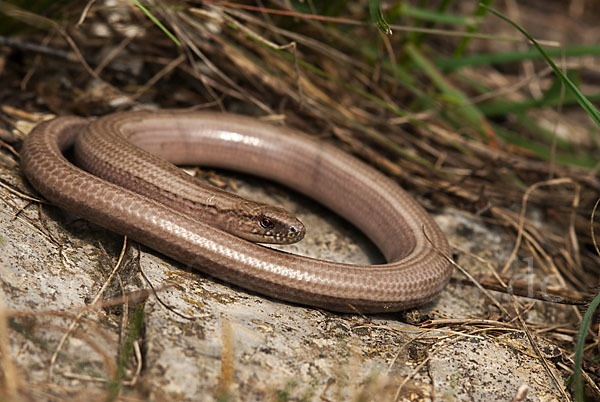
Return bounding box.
[0,130,568,401]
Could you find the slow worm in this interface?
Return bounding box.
[20,110,452,313]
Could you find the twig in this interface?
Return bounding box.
[0,35,77,62]
[500,178,577,281]
[48,236,129,378]
[136,245,195,321]
[423,226,512,317]
[511,299,570,400]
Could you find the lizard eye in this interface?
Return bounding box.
[259,216,274,230]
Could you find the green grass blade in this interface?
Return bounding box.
[479,92,600,117]
[406,43,491,140]
[134,0,181,46]
[436,44,600,70]
[454,0,495,56]
[572,290,600,401]
[400,4,475,26]
[492,123,598,168]
[369,0,391,35]
[105,304,145,401]
[484,4,600,128]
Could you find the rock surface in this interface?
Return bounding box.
[0,129,570,401]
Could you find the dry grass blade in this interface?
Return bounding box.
[49,236,129,378]
[0,291,20,400]
[1,1,599,400]
[501,178,579,278]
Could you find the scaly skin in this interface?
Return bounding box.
[20,110,452,313]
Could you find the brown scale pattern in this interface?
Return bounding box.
[20,111,452,313]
